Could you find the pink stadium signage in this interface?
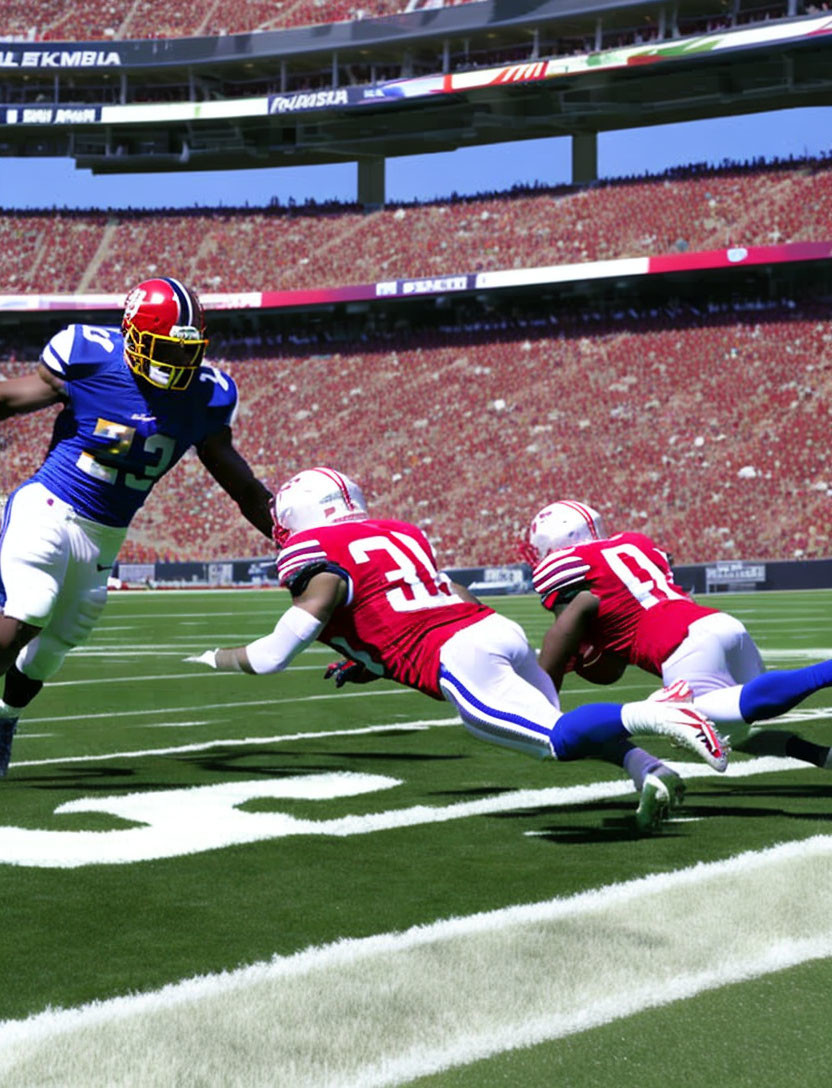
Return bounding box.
[0,242,829,315]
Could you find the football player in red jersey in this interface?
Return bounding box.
[186,468,731,833]
[523,500,832,771]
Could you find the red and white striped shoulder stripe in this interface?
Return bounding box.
[532,550,591,597]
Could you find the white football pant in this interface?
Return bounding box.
[661,611,765,736]
[438,612,561,760]
[0,482,126,681]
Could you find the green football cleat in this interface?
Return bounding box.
[635,770,686,834]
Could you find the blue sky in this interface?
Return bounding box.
[1,106,830,209]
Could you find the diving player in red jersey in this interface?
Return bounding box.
[187,468,730,834]
[524,500,832,771]
[0,277,273,776]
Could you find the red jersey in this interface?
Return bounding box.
[532,531,718,675]
[276,518,491,698]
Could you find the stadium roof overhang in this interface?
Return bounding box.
[79,39,832,173]
[1,10,831,173]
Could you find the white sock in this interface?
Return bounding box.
[620,701,663,735]
[690,685,744,726]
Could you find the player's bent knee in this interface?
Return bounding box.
[17,585,107,681]
[75,587,108,639]
[49,587,107,649]
[16,633,73,682]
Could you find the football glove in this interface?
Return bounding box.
[184,650,218,668]
[323,659,377,687]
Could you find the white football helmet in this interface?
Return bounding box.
[272,467,368,548]
[525,500,606,563]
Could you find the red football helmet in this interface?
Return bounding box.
[122,277,208,390]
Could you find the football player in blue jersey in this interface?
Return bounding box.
[0,277,274,776]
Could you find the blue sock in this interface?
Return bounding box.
[589,736,666,788]
[551,703,627,761]
[738,660,832,723]
[621,746,666,790]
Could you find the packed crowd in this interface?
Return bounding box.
[2,0,479,42]
[2,1,802,46]
[2,304,828,568]
[2,157,830,296]
[2,157,829,567]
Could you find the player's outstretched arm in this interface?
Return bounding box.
[538,590,599,690]
[0,364,65,421]
[196,427,274,540]
[185,572,347,675]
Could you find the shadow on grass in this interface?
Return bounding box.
[489,800,658,842]
[530,817,666,844]
[175,746,467,776]
[175,748,335,776]
[331,750,467,763]
[688,780,832,822]
[24,766,139,790]
[681,800,832,823]
[709,782,832,800]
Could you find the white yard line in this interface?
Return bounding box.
[15,693,830,734]
[8,716,457,768]
[129,720,212,729]
[65,645,335,655]
[2,835,831,1087]
[43,663,344,685]
[13,685,419,730]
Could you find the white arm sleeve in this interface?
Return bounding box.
[245,605,324,675]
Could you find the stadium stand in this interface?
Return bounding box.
[2,0,483,42]
[0,212,110,293]
[3,304,829,567]
[1,158,830,295]
[2,0,796,45]
[0,0,827,573]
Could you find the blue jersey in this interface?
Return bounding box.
[32,323,238,527]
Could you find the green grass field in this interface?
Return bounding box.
[2,588,832,1087]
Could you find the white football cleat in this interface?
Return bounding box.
[622,700,730,772]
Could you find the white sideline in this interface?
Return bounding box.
[2,835,832,1087]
